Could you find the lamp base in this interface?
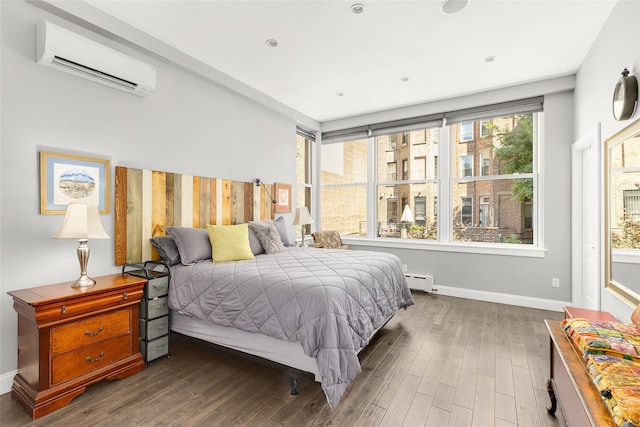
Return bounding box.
[71,274,97,288]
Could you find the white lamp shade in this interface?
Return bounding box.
[293,206,314,226]
[53,203,110,239]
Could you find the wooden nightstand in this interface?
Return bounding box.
[7,274,146,419]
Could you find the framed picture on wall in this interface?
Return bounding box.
[40,151,110,214]
[275,183,291,213]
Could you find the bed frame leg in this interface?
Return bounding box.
[546,378,557,415]
[289,374,299,395]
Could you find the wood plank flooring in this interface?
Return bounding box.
[1,293,567,426]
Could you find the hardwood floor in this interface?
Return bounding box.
[1,293,567,426]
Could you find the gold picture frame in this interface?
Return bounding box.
[275,183,291,213]
[40,151,110,214]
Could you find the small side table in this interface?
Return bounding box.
[563,306,617,322]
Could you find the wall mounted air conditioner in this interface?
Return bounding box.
[36,20,156,97]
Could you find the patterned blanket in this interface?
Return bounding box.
[587,354,640,427]
[562,318,640,361]
[169,247,414,408]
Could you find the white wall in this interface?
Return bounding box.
[574,0,640,321]
[0,1,297,390]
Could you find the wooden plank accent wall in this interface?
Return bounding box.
[114,166,275,265]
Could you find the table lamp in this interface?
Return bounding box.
[53,203,110,287]
[293,206,314,247]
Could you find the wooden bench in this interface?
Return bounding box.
[545,320,615,427]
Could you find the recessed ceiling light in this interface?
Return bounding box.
[265,39,278,47]
[400,76,409,82]
[484,56,496,63]
[441,0,469,14]
[350,3,365,14]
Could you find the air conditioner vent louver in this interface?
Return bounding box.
[36,20,156,97]
[52,56,138,90]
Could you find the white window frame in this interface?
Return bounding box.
[480,120,490,137]
[320,110,544,258]
[460,121,474,142]
[460,155,473,177]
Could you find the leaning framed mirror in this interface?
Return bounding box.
[605,117,640,307]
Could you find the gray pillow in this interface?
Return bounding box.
[248,226,264,256]
[248,220,286,254]
[166,226,212,265]
[274,216,292,246]
[150,235,181,266]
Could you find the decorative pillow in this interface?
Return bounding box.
[312,230,350,250]
[274,216,292,246]
[206,224,255,262]
[248,220,286,254]
[247,226,264,256]
[166,226,212,265]
[150,235,181,266]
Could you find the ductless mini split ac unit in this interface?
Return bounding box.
[36,20,157,97]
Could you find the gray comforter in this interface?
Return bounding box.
[168,246,414,408]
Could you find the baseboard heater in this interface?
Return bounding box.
[404,274,436,292]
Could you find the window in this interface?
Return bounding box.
[387,162,397,181]
[321,139,368,236]
[479,196,490,227]
[460,121,474,142]
[460,155,473,177]
[296,131,314,237]
[320,97,542,249]
[451,113,536,244]
[480,153,490,176]
[374,126,439,240]
[480,120,491,137]
[414,156,427,179]
[624,189,640,220]
[460,196,473,225]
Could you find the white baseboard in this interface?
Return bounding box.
[433,285,569,312]
[1,369,16,395]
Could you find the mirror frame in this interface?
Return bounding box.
[605,117,640,307]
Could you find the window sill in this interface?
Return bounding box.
[612,249,640,264]
[340,236,547,258]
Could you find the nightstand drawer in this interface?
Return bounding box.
[139,316,169,341]
[35,288,143,323]
[52,334,132,385]
[146,275,169,299]
[51,308,131,354]
[140,335,169,362]
[140,296,168,320]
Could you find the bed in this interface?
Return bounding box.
[113,166,414,408]
[165,234,413,409]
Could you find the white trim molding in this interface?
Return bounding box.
[434,285,568,312]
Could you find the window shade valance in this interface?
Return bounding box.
[321,96,544,144]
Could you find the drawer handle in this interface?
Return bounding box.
[86,352,104,363]
[85,326,104,337]
[123,292,127,300]
[61,305,66,314]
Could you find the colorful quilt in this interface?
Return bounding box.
[562,318,640,361]
[587,354,640,427]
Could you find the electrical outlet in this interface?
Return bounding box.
[402,264,408,273]
[552,278,560,288]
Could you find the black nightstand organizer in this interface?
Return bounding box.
[123,262,170,364]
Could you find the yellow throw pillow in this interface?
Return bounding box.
[206,224,255,263]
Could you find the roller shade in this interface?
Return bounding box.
[444,96,544,125]
[296,126,316,141]
[322,113,444,144]
[321,96,543,143]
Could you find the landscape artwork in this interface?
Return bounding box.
[40,151,110,214]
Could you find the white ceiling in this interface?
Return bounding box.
[89,0,617,122]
